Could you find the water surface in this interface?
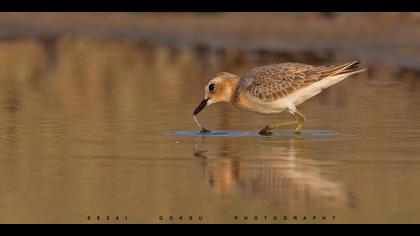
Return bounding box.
[1,38,420,223]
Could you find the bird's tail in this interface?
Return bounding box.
[290,61,365,106]
[317,61,366,78]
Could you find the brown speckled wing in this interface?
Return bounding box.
[239,62,360,102]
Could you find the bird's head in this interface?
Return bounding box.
[193,72,239,116]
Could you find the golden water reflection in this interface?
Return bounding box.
[194,136,357,210]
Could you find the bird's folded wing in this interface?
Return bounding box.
[240,61,361,102]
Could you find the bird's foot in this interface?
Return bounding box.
[258,126,273,136]
[294,121,303,134]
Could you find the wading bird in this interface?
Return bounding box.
[193,61,365,135]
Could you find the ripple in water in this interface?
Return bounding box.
[166,130,252,137]
[166,130,339,137]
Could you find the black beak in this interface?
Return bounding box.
[193,98,209,116]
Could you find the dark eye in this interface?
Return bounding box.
[209,83,216,92]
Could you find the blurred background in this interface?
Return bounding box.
[1,13,420,223]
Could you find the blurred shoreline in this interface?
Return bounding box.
[1,13,420,71]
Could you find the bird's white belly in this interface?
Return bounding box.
[241,94,290,114]
[262,98,293,114]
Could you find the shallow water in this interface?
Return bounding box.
[1,38,420,223]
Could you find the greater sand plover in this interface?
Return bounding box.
[193,61,365,135]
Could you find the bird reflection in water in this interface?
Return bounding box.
[193,136,357,209]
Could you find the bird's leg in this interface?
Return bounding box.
[258,121,298,135]
[258,108,306,136]
[258,112,298,136]
[291,109,306,134]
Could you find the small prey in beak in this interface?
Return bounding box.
[193,98,211,133]
[193,115,211,133]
